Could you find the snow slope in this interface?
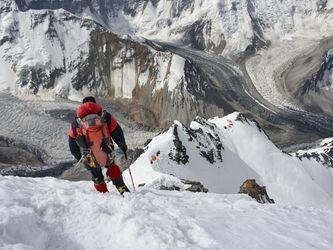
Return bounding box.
[125,113,333,209]
[1,175,333,250]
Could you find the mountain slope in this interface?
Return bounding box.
[0,0,225,127]
[124,113,333,209]
[1,175,333,249]
[15,0,333,57]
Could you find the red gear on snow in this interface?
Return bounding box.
[94,180,109,193]
[106,164,122,180]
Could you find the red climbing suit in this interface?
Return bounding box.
[69,102,123,193]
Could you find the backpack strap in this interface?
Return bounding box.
[71,119,79,137]
[102,111,112,130]
[73,118,90,148]
[100,111,115,166]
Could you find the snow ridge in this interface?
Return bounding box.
[125,113,333,209]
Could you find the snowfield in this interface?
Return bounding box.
[1,176,333,250]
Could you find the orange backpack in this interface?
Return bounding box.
[77,112,113,167]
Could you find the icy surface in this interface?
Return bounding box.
[1,175,333,249]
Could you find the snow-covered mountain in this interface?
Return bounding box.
[14,0,333,57]
[294,137,333,168]
[124,113,333,209]
[0,0,224,127]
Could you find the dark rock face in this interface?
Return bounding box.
[294,49,333,117]
[317,0,328,11]
[297,50,333,96]
[241,0,271,58]
[0,146,43,168]
[0,136,45,165]
[182,20,225,55]
[140,179,209,193]
[295,139,333,168]
[193,117,223,164]
[167,118,224,166]
[168,124,189,165]
[239,179,275,204]
[182,179,208,193]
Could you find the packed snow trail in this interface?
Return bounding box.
[1,176,333,250]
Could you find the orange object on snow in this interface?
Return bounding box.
[151,154,157,162]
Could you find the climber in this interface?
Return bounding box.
[68,96,130,195]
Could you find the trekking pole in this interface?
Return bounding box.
[122,152,136,191]
[72,155,85,174]
[128,166,136,192]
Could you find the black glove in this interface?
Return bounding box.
[121,145,128,160]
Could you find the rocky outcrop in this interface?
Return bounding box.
[297,49,333,96]
[167,118,224,166]
[182,179,208,193]
[168,124,189,165]
[294,49,333,117]
[239,179,275,204]
[294,138,333,168]
[140,179,208,193]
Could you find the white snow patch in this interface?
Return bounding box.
[167,55,185,92]
[1,175,333,249]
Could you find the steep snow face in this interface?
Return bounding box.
[0,2,92,97]
[1,176,333,249]
[125,113,333,209]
